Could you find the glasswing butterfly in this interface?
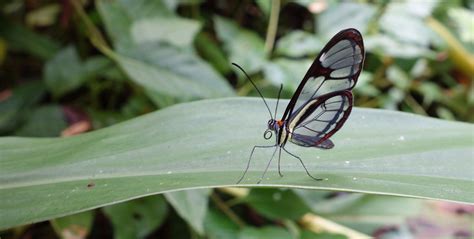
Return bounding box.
[234,28,365,184]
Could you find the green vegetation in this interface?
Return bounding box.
[0,1,473,238]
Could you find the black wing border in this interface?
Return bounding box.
[281,28,364,121]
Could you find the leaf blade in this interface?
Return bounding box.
[0,98,473,229]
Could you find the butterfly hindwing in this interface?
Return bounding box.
[289,92,352,148]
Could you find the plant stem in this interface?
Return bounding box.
[404,93,427,115]
[210,192,245,228]
[426,16,474,77]
[300,213,371,239]
[282,219,300,238]
[264,0,280,58]
[218,187,249,207]
[70,0,113,57]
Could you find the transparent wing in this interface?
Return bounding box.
[282,28,364,121]
[289,92,352,149]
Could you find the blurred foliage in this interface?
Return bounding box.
[0,0,473,238]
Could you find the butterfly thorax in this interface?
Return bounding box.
[267,119,284,131]
[267,119,289,146]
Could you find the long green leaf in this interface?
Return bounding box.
[0,98,473,230]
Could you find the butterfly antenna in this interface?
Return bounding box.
[274,84,283,119]
[232,63,273,120]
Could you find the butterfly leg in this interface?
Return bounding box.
[257,146,279,184]
[282,147,323,181]
[277,147,283,177]
[236,144,276,184]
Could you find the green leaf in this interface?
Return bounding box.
[366,2,439,59]
[0,17,61,60]
[25,3,60,27]
[354,72,380,97]
[163,211,192,238]
[112,43,234,106]
[239,226,292,239]
[293,191,364,215]
[328,196,422,234]
[245,189,311,220]
[214,16,266,73]
[194,32,232,75]
[448,8,474,52]
[275,30,323,58]
[0,98,473,230]
[255,0,271,16]
[380,2,436,48]
[102,195,168,239]
[115,0,174,20]
[50,211,94,239]
[0,81,45,134]
[97,0,177,50]
[263,58,312,90]
[318,3,376,39]
[96,0,134,50]
[294,191,423,234]
[204,208,239,239]
[97,1,234,105]
[164,189,211,235]
[83,56,115,78]
[365,35,435,59]
[300,230,346,239]
[131,17,201,48]
[44,46,88,97]
[14,105,67,137]
[386,65,410,90]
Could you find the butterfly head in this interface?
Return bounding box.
[264,119,280,140]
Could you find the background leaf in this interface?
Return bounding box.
[238,226,292,239]
[14,105,67,137]
[44,46,88,97]
[263,58,312,90]
[131,17,201,48]
[102,195,168,239]
[214,16,266,73]
[112,43,234,106]
[50,211,94,239]
[0,81,46,134]
[245,189,311,220]
[96,0,234,105]
[164,189,211,235]
[317,3,376,38]
[204,208,240,239]
[275,30,323,58]
[0,17,60,60]
[294,191,423,234]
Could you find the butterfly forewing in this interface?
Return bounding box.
[283,28,364,148]
[282,29,364,120]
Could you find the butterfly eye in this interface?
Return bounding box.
[267,120,275,129]
[264,129,273,140]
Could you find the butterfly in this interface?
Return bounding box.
[233,28,365,184]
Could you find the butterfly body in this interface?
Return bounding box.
[235,28,365,184]
[266,119,285,145]
[269,90,353,150]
